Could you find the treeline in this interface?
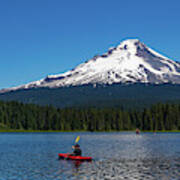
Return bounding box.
[0,101,180,131]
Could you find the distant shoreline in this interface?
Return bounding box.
[0,130,180,133]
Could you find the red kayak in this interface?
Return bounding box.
[58,153,92,161]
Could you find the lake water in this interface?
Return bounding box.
[0,132,180,180]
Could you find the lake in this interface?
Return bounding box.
[0,132,180,180]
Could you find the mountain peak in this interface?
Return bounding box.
[116,39,141,56]
[1,39,180,93]
[118,39,140,47]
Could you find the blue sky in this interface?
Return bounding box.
[1,0,180,89]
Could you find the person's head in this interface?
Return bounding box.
[74,144,80,149]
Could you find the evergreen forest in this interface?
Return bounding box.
[0,100,180,131]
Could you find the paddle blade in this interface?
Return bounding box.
[75,136,80,143]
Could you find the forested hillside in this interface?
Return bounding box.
[0,100,180,131]
[1,84,180,109]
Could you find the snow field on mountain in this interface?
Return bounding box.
[1,39,180,93]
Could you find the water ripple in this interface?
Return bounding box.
[0,132,180,179]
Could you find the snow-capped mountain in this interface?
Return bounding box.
[1,39,180,93]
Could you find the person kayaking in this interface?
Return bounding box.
[71,144,82,156]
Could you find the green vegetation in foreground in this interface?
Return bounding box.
[0,100,180,132]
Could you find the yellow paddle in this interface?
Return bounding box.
[75,136,80,143]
